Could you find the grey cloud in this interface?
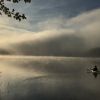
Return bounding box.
[10,34,86,56]
[7,0,100,32]
[30,0,100,20]
[0,8,100,57]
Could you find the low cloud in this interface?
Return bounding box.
[0,8,100,56]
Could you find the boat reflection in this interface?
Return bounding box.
[93,72,98,78]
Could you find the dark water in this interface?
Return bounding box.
[0,56,100,100]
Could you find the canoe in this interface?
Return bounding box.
[87,69,100,74]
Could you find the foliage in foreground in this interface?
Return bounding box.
[0,0,31,21]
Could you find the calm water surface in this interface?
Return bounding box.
[0,56,100,100]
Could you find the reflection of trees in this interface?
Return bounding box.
[0,0,31,21]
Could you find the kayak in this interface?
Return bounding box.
[91,70,98,73]
[87,69,100,74]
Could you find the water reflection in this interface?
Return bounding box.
[0,56,100,100]
[92,71,100,78]
[93,72,98,78]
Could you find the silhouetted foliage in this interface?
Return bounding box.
[0,0,31,21]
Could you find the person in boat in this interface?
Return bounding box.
[92,65,98,71]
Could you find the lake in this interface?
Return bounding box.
[0,56,100,100]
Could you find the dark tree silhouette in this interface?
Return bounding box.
[0,0,31,21]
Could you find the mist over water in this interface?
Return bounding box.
[0,56,100,100]
[0,0,100,99]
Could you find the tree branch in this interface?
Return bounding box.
[0,0,31,21]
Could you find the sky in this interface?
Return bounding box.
[0,0,100,56]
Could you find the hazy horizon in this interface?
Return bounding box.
[0,0,100,56]
[0,1,100,99]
